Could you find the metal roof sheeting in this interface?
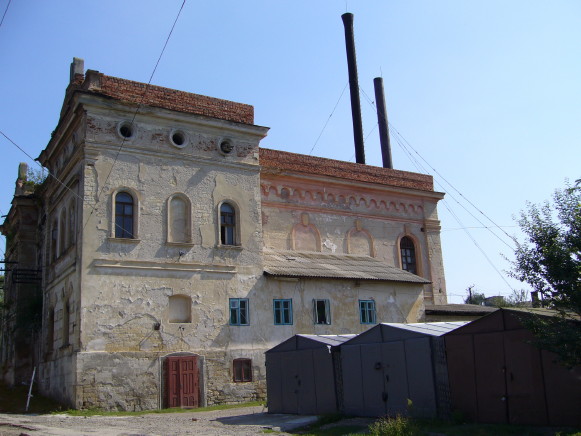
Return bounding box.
[296,334,357,346]
[380,321,469,336]
[263,250,430,283]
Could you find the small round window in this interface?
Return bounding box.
[220,140,234,155]
[170,129,188,148]
[118,122,134,139]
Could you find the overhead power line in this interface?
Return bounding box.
[309,82,348,156]
[1,1,187,238]
[0,0,11,28]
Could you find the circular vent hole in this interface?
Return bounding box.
[172,131,185,146]
[220,140,233,154]
[119,124,133,138]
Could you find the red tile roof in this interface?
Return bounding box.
[73,71,254,125]
[259,148,434,191]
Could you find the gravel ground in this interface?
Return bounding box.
[0,406,324,436]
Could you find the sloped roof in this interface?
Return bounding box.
[425,304,498,316]
[380,321,469,337]
[263,250,430,283]
[297,334,357,346]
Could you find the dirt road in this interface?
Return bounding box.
[0,405,321,436]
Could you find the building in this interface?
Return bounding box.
[0,58,447,410]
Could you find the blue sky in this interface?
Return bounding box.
[1,1,579,303]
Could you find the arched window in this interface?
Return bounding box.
[46,307,55,353]
[168,295,192,323]
[62,299,70,346]
[68,199,76,246]
[115,192,135,238]
[400,236,417,274]
[51,219,58,260]
[168,194,191,243]
[220,202,236,246]
[59,208,67,255]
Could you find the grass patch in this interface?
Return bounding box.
[0,381,264,416]
[59,400,265,416]
[366,416,580,436]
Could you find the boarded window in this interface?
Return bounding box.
[233,358,252,382]
[169,196,189,242]
[313,299,331,325]
[169,295,192,323]
[400,236,417,274]
[229,298,249,325]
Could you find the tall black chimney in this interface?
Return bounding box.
[341,13,365,165]
[373,77,393,169]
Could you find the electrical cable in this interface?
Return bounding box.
[0,0,11,28]
[84,0,187,232]
[309,82,348,155]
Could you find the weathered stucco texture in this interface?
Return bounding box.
[4,65,448,410]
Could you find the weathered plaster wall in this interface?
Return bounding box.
[73,103,268,408]
[260,173,447,304]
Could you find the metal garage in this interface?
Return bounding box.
[340,322,467,418]
[266,334,355,415]
[444,308,581,426]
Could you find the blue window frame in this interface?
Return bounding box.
[229,298,249,325]
[273,299,293,325]
[359,300,376,324]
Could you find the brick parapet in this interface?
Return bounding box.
[259,148,434,191]
[74,71,254,125]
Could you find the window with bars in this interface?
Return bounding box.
[229,298,249,325]
[313,299,331,325]
[400,236,417,274]
[359,300,376,324]
[273,299,293,325]
[233,358,252,382]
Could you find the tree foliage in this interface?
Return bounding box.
[463,285,486,305]
[510,180,581,366]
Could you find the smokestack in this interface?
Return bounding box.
[373,77,393,169]
[341,13,365,165]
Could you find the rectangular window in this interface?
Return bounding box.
[313,299,331,325]
[229,298,249,325]
[273,299,293,325]
[359,300,376,324]
[233,358,252,382]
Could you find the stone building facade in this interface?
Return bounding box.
[0,58,447,410]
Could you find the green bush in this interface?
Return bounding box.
[368,414,419,436]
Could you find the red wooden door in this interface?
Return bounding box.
[166,356,199,408]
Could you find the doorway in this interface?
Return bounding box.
[165,355,199,408]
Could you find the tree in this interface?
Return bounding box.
[510,180,581,366]
[463,285,486,305]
